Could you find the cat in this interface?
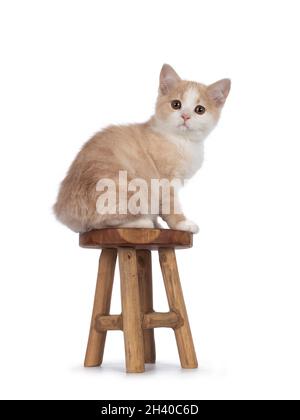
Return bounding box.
[54,64,230,233]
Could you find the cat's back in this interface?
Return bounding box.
[56,122,155,198]
[81,123,148,156]
[77,123,160,176]
[54,123,150,231]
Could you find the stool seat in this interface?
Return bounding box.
[79,228,193,250]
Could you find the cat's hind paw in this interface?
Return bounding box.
[175,220,199,234]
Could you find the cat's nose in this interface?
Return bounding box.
[181,113,191,121]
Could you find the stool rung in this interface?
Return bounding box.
[95,314,123,331]
[95,311,183,332]
[143,311,182,329]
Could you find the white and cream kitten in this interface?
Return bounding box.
[54,64,230,233]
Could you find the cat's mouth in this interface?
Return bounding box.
[179,122,191,131]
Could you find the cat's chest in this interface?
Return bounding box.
[164,134,204,179]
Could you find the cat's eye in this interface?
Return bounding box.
[171,100,182,110]
[194,105,206,115]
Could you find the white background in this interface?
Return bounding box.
[0,0,299,400]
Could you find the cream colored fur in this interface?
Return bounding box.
[54,64,230,233]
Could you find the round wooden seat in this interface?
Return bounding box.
[79,228,193,250]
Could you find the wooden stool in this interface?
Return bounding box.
[80,228,198,373]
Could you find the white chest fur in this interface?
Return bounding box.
[165,133,204,179]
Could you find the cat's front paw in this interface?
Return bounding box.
[175,220,199,234]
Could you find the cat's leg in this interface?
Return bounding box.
[173,218,200,234]
[153,217,164,229]
[162,213,199,233]
[161,191,199,233]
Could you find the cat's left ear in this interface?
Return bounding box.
[159,64,181,95]
[207,79,231,107]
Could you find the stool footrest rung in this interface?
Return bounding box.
[95,311,182,332]
[143,311,182,329]
[95,314,123,331]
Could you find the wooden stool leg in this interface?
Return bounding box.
[84,248,117,367]
[159,248,198,369]
[137,250,156,364]
[119,248,145,373]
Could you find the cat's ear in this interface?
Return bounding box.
[159,64,181,95]
[207,79,231,107]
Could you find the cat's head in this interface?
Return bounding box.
[154,64,230,141]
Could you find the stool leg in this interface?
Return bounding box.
[137,250,156,363]
[159,248,198,369]
[119,248,145,373]
[84,248,117,367]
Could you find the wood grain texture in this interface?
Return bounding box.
[143,311,182,329]
[119,248,145,373]
[79,228,192,250]
[84,248,117,367]
[137,250,156,363]
[95,314,122,331]
[159,248,198,369]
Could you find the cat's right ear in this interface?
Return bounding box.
[159,64,181,95]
